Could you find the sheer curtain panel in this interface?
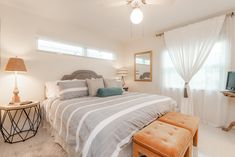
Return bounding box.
[161,15,233,127]
[164,15,226,115]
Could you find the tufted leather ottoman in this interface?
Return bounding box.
[158,112,199,147]
[133,121,192,157]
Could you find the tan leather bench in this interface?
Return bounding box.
[158,112,199,147]
[133,121,192,157]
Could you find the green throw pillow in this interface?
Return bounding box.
[97,87,123,97]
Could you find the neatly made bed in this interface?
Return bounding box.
[42,70,176,157]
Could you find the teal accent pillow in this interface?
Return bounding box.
[97,87,123,97]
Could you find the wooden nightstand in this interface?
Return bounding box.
[0,102,41,143]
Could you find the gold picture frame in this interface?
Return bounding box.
[134,51,152,82]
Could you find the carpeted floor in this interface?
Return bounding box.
[0,124,235,157]
[0,128,67,157]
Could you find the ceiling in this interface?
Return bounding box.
[0,0,235,44]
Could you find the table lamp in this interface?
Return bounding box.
[5,57,27,104]
[117,67,128,87]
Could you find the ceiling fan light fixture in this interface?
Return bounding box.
[130,8,143,24]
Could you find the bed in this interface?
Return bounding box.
[41,70,176,157]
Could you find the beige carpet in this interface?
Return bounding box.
[0,128,68,157]
[0,125,235,157]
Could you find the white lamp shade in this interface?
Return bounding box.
[130,8,143,24]
[117,68,128,77]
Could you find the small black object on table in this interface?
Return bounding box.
[123,87,129,92]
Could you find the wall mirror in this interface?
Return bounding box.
[134,51,152,82]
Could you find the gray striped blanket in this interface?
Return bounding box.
[42,92,176,157]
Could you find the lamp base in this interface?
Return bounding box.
[9,88,21,105]
[121,76,126,87]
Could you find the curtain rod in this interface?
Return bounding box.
[155,11,234,37]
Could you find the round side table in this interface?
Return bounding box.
[0,102,41,143]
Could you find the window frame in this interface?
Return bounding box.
[161,41,227,91]
[36,38,116,61]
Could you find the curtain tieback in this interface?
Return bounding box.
[184,82,189,98]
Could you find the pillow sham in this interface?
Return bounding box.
[45,81,60,98]
[57,80,88,100]
[97,87,123,97]
[104,79,122,88]
[86,78,104,96]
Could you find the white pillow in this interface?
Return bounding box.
[57,80,88,100]
[45,81,60,98]
[86,78,105,96]
[104,79,122,88]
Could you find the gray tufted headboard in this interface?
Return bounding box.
[61,70,103,80]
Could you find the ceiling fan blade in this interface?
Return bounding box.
[145,0,175,5]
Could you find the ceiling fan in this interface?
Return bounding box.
[106,0,175,24]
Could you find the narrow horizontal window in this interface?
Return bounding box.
[37,38,115,61]
[37,39,84,56]
[87,49,114,60]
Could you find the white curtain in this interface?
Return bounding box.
[164,15,226,115]
[160,15,233,127]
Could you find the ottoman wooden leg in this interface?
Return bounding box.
[184,141,193,157]
[133,143,139,157]
[193,129,198,147]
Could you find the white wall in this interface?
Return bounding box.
[121,36,163,94]
[0,4,123,104]
[121,21,235,126]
